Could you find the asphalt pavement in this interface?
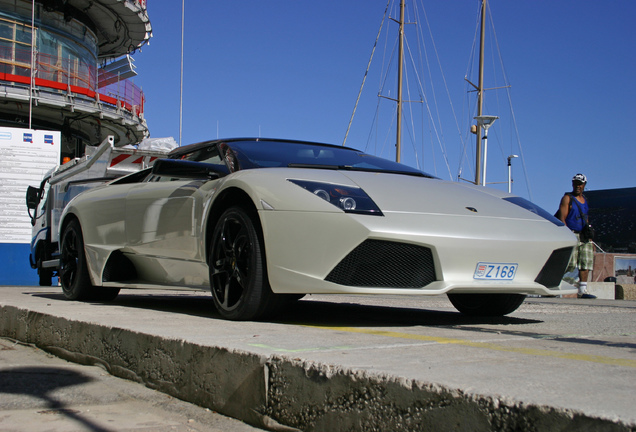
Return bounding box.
[0,286,635,431]
[0,337,264,432]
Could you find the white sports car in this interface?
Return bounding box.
[59,138,577,320]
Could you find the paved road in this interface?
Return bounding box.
[1,286,635,431]
[0,337,264,432]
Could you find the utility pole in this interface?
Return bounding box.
[474,0,486,185]
[395,0,405,163]
[507,154,518,193]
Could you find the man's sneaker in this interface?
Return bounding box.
[578,292,597,299]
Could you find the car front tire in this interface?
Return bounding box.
[209,206,280,320]
[34,242,53,286]
[448,293,526,317]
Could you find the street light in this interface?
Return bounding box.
[507,154,519,193]
[474,115,498,186]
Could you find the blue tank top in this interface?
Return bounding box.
[564,194,588,232]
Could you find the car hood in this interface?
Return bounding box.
[339,171,547,221]
[235,167,555,224]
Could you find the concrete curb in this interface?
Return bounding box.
[616,284,636,300]
[586,282,615,299]
[0,304,631,432]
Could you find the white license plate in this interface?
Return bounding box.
[474,262,518,280]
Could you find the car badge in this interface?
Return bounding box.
[466,207,478,213]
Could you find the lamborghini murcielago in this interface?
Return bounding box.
[58,138,577,320]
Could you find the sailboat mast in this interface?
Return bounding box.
[396,0,405,163]
[474,0,486,185]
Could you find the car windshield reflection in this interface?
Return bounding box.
[227,140,434,177]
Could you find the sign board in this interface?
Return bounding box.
[615,256,636,285]
[0,127,60,243]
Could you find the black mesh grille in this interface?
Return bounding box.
[535,247,574,288]
[325,240,436,288]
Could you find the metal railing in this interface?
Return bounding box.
[0,45,144,115]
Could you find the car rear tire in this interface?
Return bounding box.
[60,219,119,301]
[447,293,526,317]
[60,219,94,300]
[209,206,280,320]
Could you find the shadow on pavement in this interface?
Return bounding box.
[30,290,542,327]
[274,298,542,327]
[0,366,112,432]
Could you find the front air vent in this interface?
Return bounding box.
[325,240,436,288]
[535,247,574,288]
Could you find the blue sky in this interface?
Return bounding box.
[134,0,635,212]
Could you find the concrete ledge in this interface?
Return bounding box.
[587,282,616,299]
[616,284,636,300]
[0,303,630,432]
[0,305,270,428]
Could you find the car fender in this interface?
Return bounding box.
[60,185,129,286]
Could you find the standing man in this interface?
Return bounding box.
[558,173,596,299]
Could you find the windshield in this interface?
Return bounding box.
[224,140,434,177]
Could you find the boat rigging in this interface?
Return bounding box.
[345,0,531,198]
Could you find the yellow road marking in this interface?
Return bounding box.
[249,343,352,353]
[305,326,636,368]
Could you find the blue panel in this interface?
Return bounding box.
[0,243,39,285]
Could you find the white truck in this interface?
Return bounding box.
[26,135,173,285]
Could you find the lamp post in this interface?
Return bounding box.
[29,0,35,129]
[507,154,518,193]
[474,115,498,186]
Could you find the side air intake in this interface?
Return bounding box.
[102,250,137,282]
[535,247,574,288]
[325,240,436,288]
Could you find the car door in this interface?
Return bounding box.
[125,178,208,262]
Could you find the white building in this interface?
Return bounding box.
[0,0,152,284]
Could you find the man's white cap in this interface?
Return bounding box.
[572,173,587,183]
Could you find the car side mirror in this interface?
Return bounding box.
[151,158,223,180]
[26,186,40,210]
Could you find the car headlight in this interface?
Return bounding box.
[504,196,564,226]
[288,179,383,216]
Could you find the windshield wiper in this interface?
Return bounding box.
[338,165,428,177]
[287,163,429,177]
[287,163,341,170]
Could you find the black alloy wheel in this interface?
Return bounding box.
[59,219,119,301]
[60,219,93,300]
[209,206,278,320]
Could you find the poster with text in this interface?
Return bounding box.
[0,127,60,243]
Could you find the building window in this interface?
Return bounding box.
[0,5,98,90]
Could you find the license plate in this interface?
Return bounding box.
[474,262,518,280]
